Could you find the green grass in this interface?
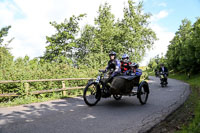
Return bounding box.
[0,96,59,107]
[169,73,200,87]
[168,73,200,133]
[0,89,83,107]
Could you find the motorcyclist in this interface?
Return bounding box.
[120,54,132,73]
[124,63,142,76]
[105,51,121,87]
[105,51,121,78]
[159,63,168,84]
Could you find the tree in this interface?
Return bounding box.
[43,14,86,64]
[76,3,119,68]
[166,18,200,74]
[75,24,96,67]
[43,0,157,69]
[76,0,157,68]
[190,18,200,72]
[0,26,14,80]
[119,0,157,62]
[148,54,166,71]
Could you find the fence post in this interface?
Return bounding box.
[24,83,30,96]
[62,81,66,96]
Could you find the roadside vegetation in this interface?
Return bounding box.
[170,73,200,133]
[148,17,200,133]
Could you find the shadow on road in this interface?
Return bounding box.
[0,96,144,128]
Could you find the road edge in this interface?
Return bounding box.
[138,77,191,133]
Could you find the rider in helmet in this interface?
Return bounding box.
[124,62,142,76]
[159,63,168,84]
[120,54,132,73]
[105,51,121,89]
[105,51,121,77]
[159,63,168,75]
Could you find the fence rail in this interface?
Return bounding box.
[0,78,92,84]
[0,78,93,97]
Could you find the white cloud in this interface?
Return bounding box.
[140,24,174,66]
[1,0,131,59]
[1,0,172,66]
[158,2,167,7]
[151,10,169,22]
[139,8,174,66]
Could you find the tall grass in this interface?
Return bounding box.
[169,73,200,133]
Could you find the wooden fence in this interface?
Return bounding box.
[0,78,92,97]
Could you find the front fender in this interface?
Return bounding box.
[86,81,101,90]
[87,79,95,84]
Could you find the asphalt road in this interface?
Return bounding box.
[0,76,190,133]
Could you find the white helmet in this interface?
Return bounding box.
[122,54,129,59]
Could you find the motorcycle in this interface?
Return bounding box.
[159,71,168,87]
[83,70,150,106]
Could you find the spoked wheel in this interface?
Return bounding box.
[83,82,101,106]
[113,94,122,100]
[137,81,149,105]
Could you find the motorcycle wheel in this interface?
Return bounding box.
[137,81,149,105]
[165,79,168,87]
[161,83,164,87]
[165,82,167,87]
[160,79,164,87]
[113,95,122,100]
[83,82,101,106]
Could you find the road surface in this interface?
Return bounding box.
[0,76,190,133]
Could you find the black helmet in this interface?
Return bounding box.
[109,51,116,56]
[130,63,139,68]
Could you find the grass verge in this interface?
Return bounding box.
[0,90,83,107]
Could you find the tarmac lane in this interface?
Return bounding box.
[0,76,190,133]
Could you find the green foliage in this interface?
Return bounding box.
[169,73,200,88]
[43,14,86,64]
[147,54,166,71]
[166,18,200,74]
[0,26,15,94]
[169,73,200,133]
[0,94,63,107]
[119,1,157,62]
[43,0,157,69]
[0,56,98,101]
[0,25,12,45]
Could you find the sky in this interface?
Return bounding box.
[0,0,200,66]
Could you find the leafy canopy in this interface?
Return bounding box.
[42,0,157,69]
